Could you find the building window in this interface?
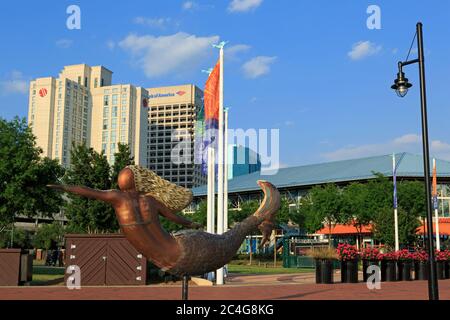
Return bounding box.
[111,118,117,130]
[112,106,118,117]
[103,119,108,130]
[103,106,109,118]
[112,94,118,105]
[94,78,98,88]
[104,95,109,106]
[101,78,104,87]
[84,77,88,87]
[78,76,81,84]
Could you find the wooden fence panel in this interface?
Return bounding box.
[65,234,147,286]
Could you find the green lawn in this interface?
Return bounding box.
[30,274,64,286]
[227,264,312,274]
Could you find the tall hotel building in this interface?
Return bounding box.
[28,64,206,187]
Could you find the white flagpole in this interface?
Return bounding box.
[393,153,399,251]
[434,158,441,251]
[215,42,226,285]
[206,146,215,282]
[224,108,229,232]
[207,147,215,234]
[223,108,229,279]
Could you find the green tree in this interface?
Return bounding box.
[367,175,423,248]
[229,200,259,226]
[0,227,30,249]
[299,194,321,234]
[63,144,117,233]
[33,222,65,249]
[308,184,343,246]
[191,200,207,227]
[372,206,420,248]
[398,181,426,218]
[111,143,135,189]
[0,117,64,230]
[341,183,372,249]
[276,197,305,230]
[365,173,393,214]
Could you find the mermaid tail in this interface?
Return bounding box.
[165,180,280,276]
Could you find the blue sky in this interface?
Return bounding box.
[1,0,449,167]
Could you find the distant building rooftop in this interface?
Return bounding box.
[192,152,450,197]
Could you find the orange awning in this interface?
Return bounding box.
[316,224,372,235]
[417,218,450,236]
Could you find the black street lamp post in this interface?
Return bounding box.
[391,22,439,300]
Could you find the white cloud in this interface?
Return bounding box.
[393,134,420,145]
[322,134,450,161]
[133,17,172,29]
[106,40,115,50]
[119,32,219,78]
[56,39,73,49]
[228,0,263,12]
[284,120,295,127]
[225,44,251,60]
[182,1,196,10]
[0,71,28,95]
[242,56,276,79]
[348,41,382,60]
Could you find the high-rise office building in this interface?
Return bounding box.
[146,85,206,188]
[27,65,206,187]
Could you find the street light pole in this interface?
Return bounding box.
[416,22,439,300]
[391,22,439,300]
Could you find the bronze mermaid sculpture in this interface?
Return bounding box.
[48,165,280,276]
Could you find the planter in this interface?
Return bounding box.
[397,260,413,281]
[362,260,379,282]
[436,261,446,280]
[381,260,397,282]
[340,260,359,283]
[414,261,429,280]
[445,261,450,280]
[315,259,334,284]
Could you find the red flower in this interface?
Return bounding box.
[360,247,380,260]
[435,250,447,261]
[336,243,359,261]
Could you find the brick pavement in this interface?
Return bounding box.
[0,275,449,300]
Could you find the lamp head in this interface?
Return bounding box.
[391,70,412,98]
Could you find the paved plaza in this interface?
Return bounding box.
[0,272,449,300]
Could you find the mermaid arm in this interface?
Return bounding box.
[47,184,120,204]
[156,201,201,228]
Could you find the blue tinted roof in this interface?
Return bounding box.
[192,153,450,196]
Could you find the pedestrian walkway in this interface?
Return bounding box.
[0,276,448,300]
